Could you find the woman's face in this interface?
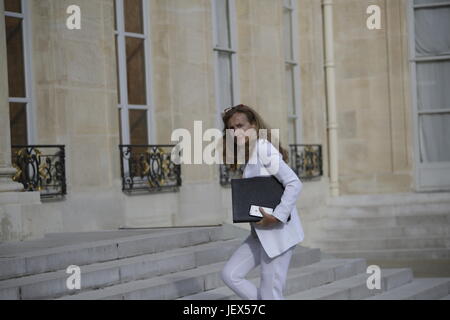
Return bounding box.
[227,112,256,146]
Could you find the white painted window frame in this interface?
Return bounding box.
[5,0,36,144]
[283,0,303,145]
[407,0,450,191]
[211,0,240,129]
[114,0,156,145]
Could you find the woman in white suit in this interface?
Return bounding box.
[220,104,304,300]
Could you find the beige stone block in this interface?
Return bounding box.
[151,25,170,60]
[52,39,107,87]
[254,0,280,27]
[375,173,412,194]
[300,62,314,96]
[157,127,175,146]
[171,63,209,113]
[68,135,113,189]
[173,31,209,65]
[55,88,109,136]
[238,55,255,96]
[237,23,253,54]
[181,162,214,183]
[252,25,282,59]
[60,189,125,232]
[103,45,118,92]
[253,62,283,108]
[0,204,23,241]
[123,191,176,228]
[51,0,104,44]
[108,134,122,182]
[105,92,120,135]
[220,187,233,225]
[367,140,392,173]
[168,0,208,35]
[339,174,378,195]
[31,15,54,84]
[35,88,57,143]
[297,35,313,64]
[0,191,41,241]
[336,37,389,80]
[338,141,370,176]
[334,0,386,41]
[337,55,379,80]
[338,110,357,139]
[298,0,313,36]
[336,78,371,111]
[385,0,407,37]
[21,201,63,240]
[236,0,250,20]
[152,66,172,113]
[175,181,224,226]
[150,0,169,23]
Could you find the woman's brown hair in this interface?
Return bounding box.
[221,104,289,170]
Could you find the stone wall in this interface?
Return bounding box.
[332,0,413,194]
[1,0,419,241]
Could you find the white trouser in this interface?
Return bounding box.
[220,234,295,300]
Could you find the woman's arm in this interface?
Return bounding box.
[257,138,303,224]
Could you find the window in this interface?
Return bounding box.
[4,0,34,146]
[412,0,450,163]
[283,0,302,145]
[114,0,154,146]
[212,0,239,116]
[408,0,450,190]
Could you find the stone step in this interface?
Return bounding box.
[0,226,233,281]
[365,278,450,300]
[178,258,367,300]
[324,248,450,260]
[42,228,180,240]
[317,236,450,251]
[324,202,450,218]
[56,246,321,300]
[0,238,244,300]
[323,213,450,229]
[322,225,450,239]
[286,268,413,300]
[326,192,450,208]
[0,227,211,255]
[364,258,450,278]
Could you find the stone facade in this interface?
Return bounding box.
[0,0,432,241]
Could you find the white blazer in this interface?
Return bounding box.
[243,138,305,258]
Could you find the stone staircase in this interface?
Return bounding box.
[0,224,449,300]
[308,193,450,278]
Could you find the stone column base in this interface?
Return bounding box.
[0,166,42,242]
[0,167,23,192]
[0,191,42,242]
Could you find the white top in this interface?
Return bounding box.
[243,138,305,258]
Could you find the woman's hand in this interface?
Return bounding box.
[255,207,280,228]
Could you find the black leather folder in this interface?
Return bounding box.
[231,175,289,223]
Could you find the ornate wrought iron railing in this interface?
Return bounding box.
[11,145,67,199]
[220,144,323,186]
[119,145,182,194]
[289,144,323,180]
